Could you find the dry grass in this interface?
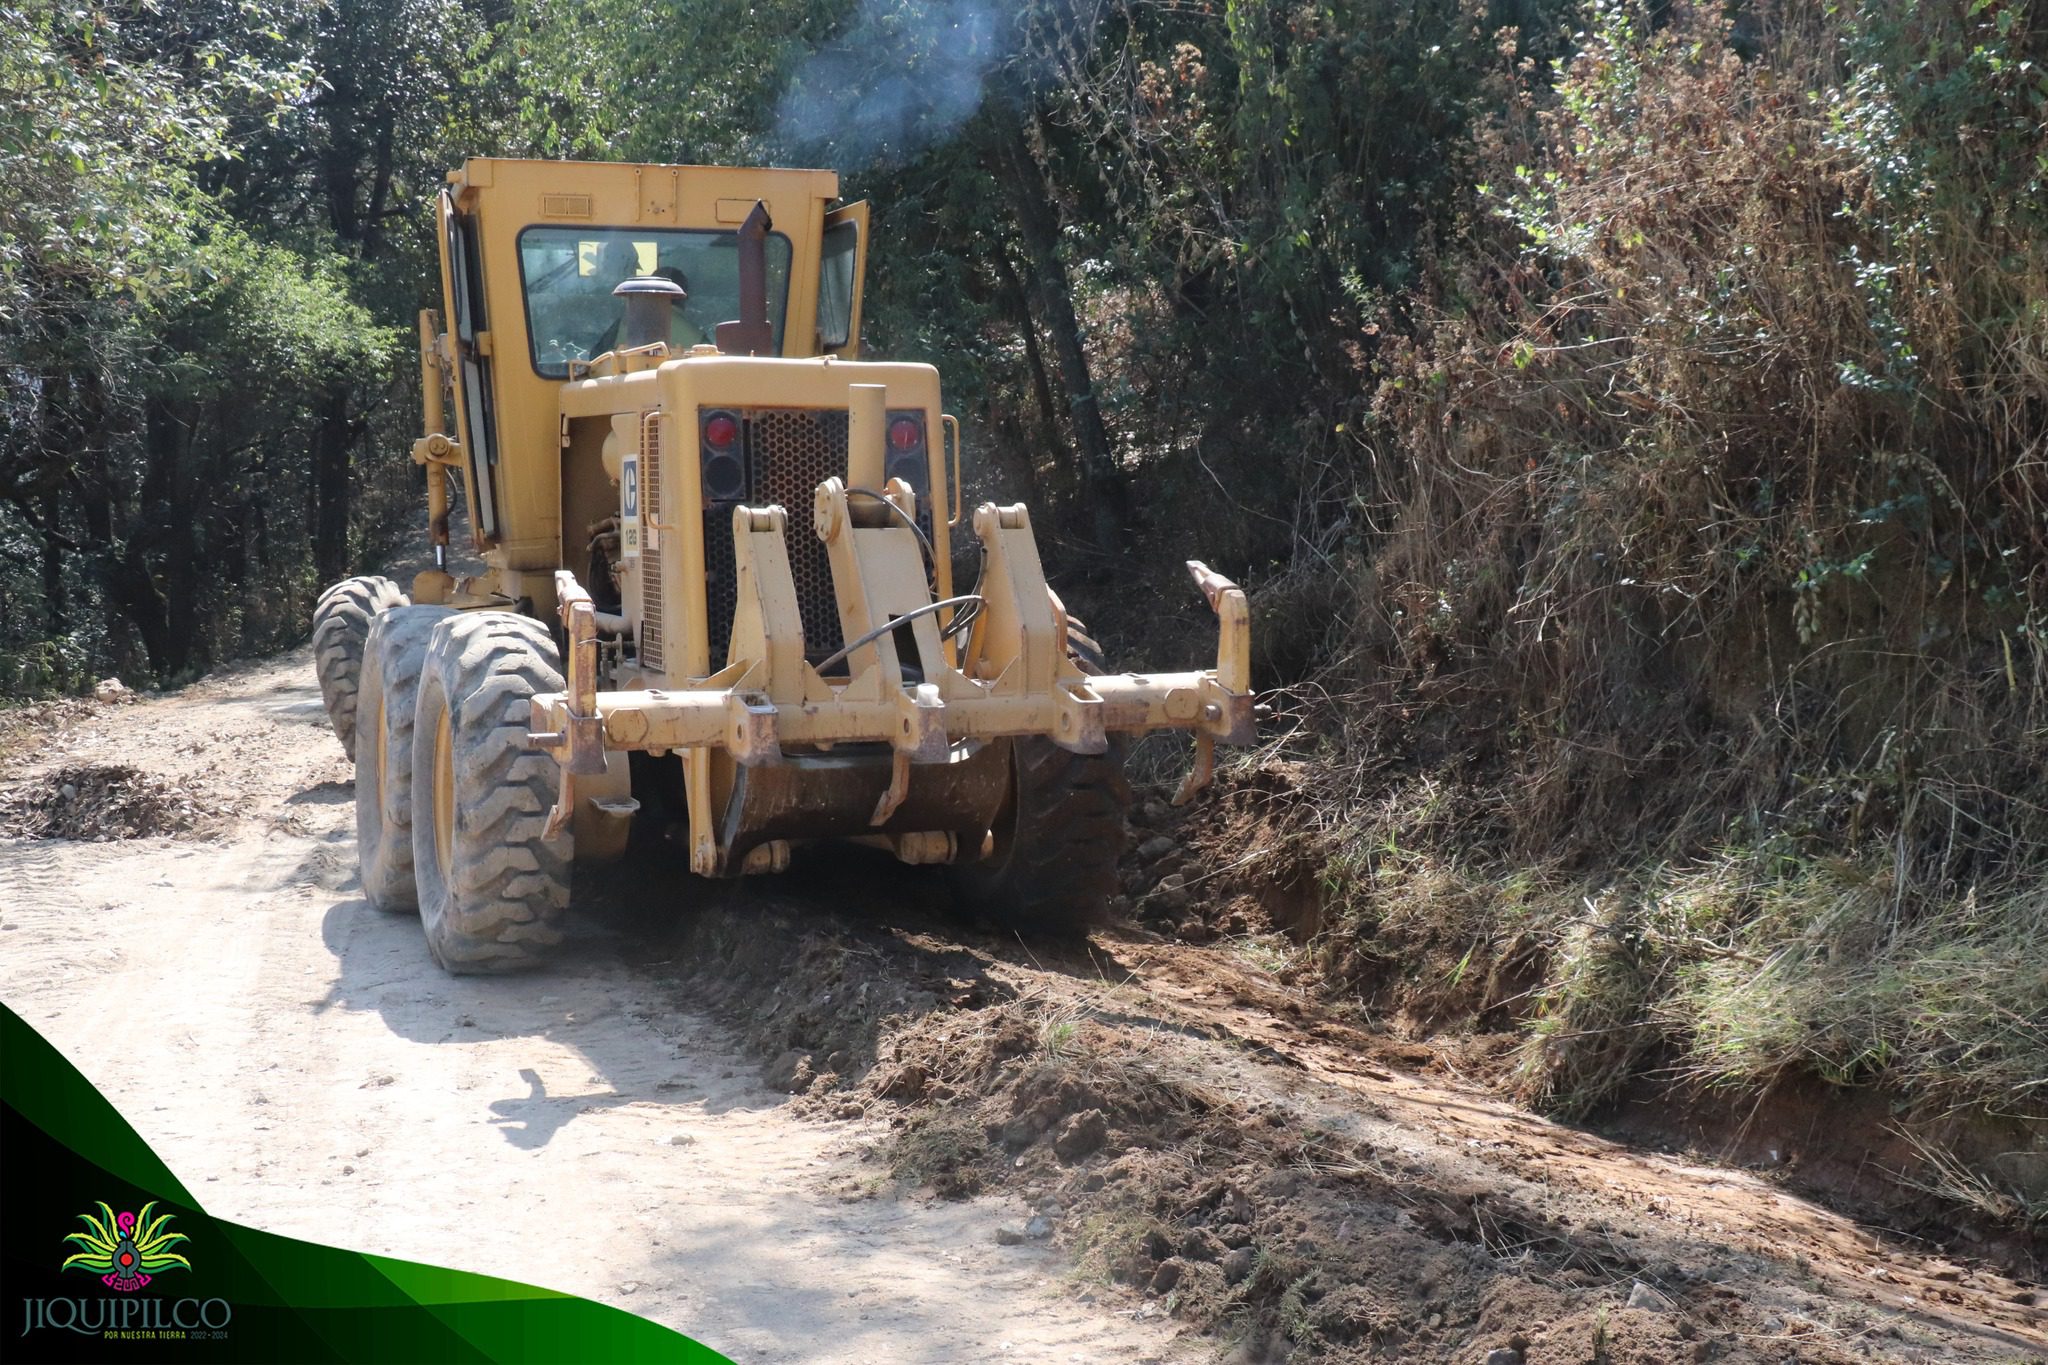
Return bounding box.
[1301,788,2048,1124]
[1892,1126,2047,1232]
[1263,1,2048,1131]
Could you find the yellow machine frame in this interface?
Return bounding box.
[409,157,1251,879]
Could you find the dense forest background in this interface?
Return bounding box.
[5,0,2045,1205]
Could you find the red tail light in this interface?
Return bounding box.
[888,416,923,451]
[703,413,739,448]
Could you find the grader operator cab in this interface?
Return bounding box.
[311,158,1252,973]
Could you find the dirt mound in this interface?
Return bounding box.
[0,764,211,840]
[634,885,2038,1363]
[850,994,1777,1364]
[1120,768,1327,947]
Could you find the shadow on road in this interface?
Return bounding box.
[310,867,780,1150]
[487,1065,645,1149]
[297,768,1146,1155]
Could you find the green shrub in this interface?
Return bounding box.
[1310,0,2048,1121]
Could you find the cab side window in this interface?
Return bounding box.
[817,219,859,351]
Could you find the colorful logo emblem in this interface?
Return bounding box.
[61,1202,189,1292]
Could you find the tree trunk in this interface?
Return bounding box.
[38,489,66,634]
[987,111,1126,555]
[58,372,172,677]
[990,247,1076,493]
[305,4,400,589]
[138,395,201,677]
[70,456,174,682]
[312,384,355,586]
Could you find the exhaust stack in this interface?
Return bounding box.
[715,201,775,356]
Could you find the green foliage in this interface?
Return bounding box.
[0,2,314,307]
[1312,0,2048,1125]
[491,0,841,161]
[141,222,399,395]
[1010,0,1563,539]
[0,1,469,690]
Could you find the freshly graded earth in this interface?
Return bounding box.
[0,650,2039,1363]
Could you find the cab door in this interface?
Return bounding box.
[437,189,500,542]
[817,201,869,359]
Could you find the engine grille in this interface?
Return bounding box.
[702,500,739,670]
[745,409,849,666]
[638,410,665,671]
[693,407,937,673]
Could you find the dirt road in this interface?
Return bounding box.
[0,652,1192,1363]
[1,651,2040,1364]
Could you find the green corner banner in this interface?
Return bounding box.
[0,1004,729,1363]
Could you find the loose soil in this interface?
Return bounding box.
[1120,762,2048,1261]
[0,762,213,840]
[0,651,2040,1363]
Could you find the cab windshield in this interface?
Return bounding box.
[517,225,793,376]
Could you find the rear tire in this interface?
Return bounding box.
[313,575,407,759]
[355,605,453,912]
[950,616,1130,935]
[410,612,574,974]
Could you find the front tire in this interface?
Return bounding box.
[355,605,453,912]
[410,612,574,974]
[949,617,1130,935]
[313,575,407,759]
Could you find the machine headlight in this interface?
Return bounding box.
[883,410,928,498]
[700,409,747,502]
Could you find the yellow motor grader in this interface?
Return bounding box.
[311,158,1252,973]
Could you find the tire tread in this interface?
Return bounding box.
[411,612,572,974]
[951,616,1131,935]
[355,605,453,911]
[313,575,407,758]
